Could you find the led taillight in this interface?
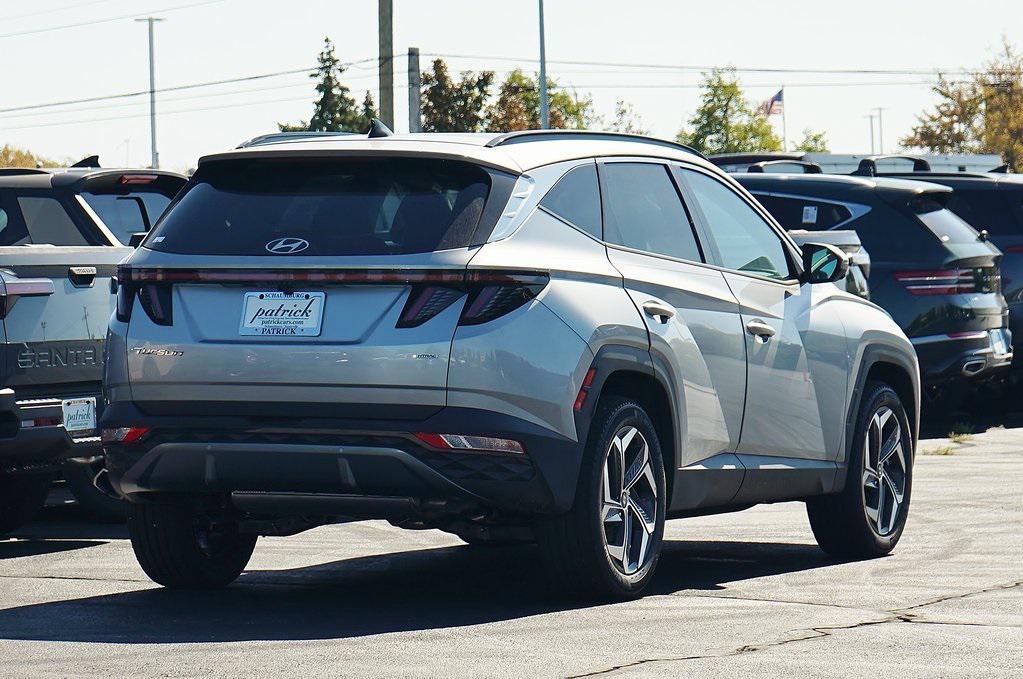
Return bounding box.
[397,286,465,328]
[119,174,158,185]
[413,432,525,454]
[459,271,548,326]
[101,426,152,444]
[894,269,976,295]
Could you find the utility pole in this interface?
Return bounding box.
[377,0,394,129]
[135,17,164,169]
[865,113,877,155]
[875,107,888,154]
[538,0,549,129]
[407,47,421,133]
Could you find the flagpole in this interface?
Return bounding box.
[782,86,787,152]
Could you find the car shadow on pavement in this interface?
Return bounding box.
[0,537,832,644]
[0,539,107,559]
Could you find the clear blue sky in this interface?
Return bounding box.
[1,0,1021,171]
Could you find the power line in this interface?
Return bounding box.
[0,0,227,39]
[422,51,979,77]
[0,0,119,23]
[0,57,380,115]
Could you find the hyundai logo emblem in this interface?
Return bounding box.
[265,237,310,254]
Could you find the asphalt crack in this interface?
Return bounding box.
[568,580,1023,678]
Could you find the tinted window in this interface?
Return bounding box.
[601,163,702,262]
[910,197,982,244]
[539,163,602,239]
[683,170,791,279]
[753,194,852,231]
[12,197,89,246]
[146,158,492,256]
[82,191,173,245]
[947,189,1021,237]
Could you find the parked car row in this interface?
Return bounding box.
[9,130,1003,601]
[0,161,186,531]
[708,154,1016,405]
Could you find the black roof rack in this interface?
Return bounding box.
[748,159,822,174]
[484,130,706,159]
[851,154,931,177]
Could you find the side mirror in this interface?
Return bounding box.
[801,242,849,285]
[128,232,147,248]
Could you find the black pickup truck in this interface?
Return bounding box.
[1,162,185,533]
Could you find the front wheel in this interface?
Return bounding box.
[807,382,914,559]
[535,397,666,600]
[128,502,256,589]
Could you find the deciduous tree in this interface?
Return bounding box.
[676,68,781,154]
[486,69,593,131]
[793,128,829,153]
[902,41,1023,170]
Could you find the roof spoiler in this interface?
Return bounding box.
[851,155,930,176]
[71,155,100,168]
[748,160,822,174]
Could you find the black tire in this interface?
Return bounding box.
[0,475,51,536]
[535,396,666,601]
[807,382,914,559]
[62,460,126,522]
[128,502,257,589]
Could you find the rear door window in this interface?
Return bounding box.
[946,189,1020,237]
[753,194,852,231]
[909,196,982,244]
[82,191,173,245]
[146,158,493,256]
[539,163,602,239]
[600,162,703,262]
[5,196,90,246]
[682,170,793,280]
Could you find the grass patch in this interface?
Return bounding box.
[948,422,974,443]
[923,445,956,456]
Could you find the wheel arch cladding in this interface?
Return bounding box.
[594,369,676,503]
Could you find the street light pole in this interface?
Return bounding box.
[378,0,394,129]
[865,113,877,155]
[875,107,888,154]
[538,0,549,129]
[135,17,164,169]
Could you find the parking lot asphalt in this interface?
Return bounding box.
[1,428,1021,678]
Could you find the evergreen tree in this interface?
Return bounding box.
[279,37,370,133]
[420,59,494,132]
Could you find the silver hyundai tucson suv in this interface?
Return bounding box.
[102,129,920,599]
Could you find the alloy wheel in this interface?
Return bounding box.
[862,406,908,536]
[600,425,658,575]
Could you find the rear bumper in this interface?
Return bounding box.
[0,388,102,473]
[101,402,584,517]
[912,328,1013,385]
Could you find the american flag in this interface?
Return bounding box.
[761,89,784,116]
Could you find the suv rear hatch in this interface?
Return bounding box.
[119,156,519,417]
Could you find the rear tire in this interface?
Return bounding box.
[128,502,256,589]
[63,460,126,522]
[807,382,914,559]
[0,475,51,536]
[535,396,666,601]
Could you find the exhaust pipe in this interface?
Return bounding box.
[961,359,986,377]
[92,467,122,500]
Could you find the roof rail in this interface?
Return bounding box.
[0,167,51,176]
[484,130,706,159]
[748,160,822,174]
[236,131,357,148]
[851,154,931,176]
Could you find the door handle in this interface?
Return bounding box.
[745,319,776,341]
[69,266,97,287]
[642,301,675,324]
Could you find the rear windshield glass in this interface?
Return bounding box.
[145,158,492,256]
[82,191,173,245]
[947,189,1021,237]
[910,196,982,244]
